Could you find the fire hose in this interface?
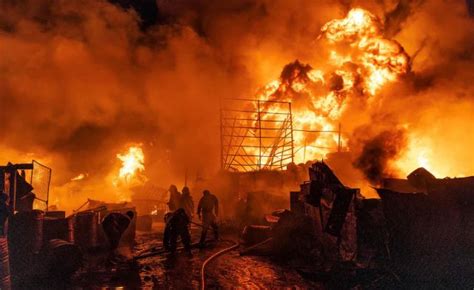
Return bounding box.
[134,221,217,260]
[133,220,242,289]
[200,240,240,290]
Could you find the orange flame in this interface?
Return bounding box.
[321,8,409,95]
[115,145,146,185]
[251,8,409,166]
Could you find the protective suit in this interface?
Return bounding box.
[180,187,194,220]
[163,208,191,253]
[167,185,182,212]
[197,190,219,246]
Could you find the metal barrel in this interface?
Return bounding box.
[67,217,75,243]
[73,211,98,249]
[45,211,66,219]
[42,239,82,278]
[8,210,44,253]
[0,238,11,290]
[43,217,74,243]
[8,210,44,279]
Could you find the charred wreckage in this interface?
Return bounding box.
[0,158,472,288]
[239,162,474,288]
[1,3,474,289]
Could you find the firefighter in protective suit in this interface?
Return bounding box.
[180,186,194,220]
[163,208,192,254]
[167,184,181,212]
[197,190,219,247]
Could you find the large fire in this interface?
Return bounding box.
[2,0,473,215]
[114,145,146,186]
[251,8,410,166]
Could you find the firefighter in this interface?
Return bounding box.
[197,190,219,247]
[101,211,134,262]
[180,186,194,220]
[167,185,181,212]
[163,208,192,254]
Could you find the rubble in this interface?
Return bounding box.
[240,162,473,287]
[378,168,474,284]
[1,157,473,288]
[288,161,361,264]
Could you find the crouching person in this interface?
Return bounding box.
[102,211,135,263]
[163,208,192,255]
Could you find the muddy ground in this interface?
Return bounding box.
[29,221,324,289]
[135,223,323,289]
[63,221,467,289]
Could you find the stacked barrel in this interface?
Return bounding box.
[0,237,11,290]
[8,210,44,281]
[7,210,82,286]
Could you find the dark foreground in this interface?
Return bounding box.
[136,223,321,289]
[24,220,468,289]
[69,222,321,289]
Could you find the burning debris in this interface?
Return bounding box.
[377,170,474,283]
[253,8,410,165]
[2,0,473,216]
[1,0,474,289]
[354,129,407,184]
[238,161,474,287]
[115,145,146,185]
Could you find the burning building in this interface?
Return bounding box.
[1,0,474,288]
[221,8,410,172]
[1,0,474,210]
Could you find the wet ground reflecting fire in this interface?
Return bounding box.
[135,223,320,289]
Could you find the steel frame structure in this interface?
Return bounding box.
[220,98,294,172]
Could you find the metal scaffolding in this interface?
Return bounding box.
[220,98,294,172]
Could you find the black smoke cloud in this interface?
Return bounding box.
[1,0,474,207]
[353,129,407,184]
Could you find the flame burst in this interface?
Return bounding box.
[115,145,146,185]
[252,8,409,165]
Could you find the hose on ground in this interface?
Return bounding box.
[200,240,240,290]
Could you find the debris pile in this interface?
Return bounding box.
[378,168,474,283]
[241,161,474,287]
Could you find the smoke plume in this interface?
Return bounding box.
[353,129,407,184]
[1,0,474,208]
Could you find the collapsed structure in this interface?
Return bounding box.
[286,161,474,286]
[379,168,474,282]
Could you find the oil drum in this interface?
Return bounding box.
[43,217,74,243]
[45,211,66,219]
[8,210,44,279]
[0,237,11,290]
[8,210,44,253]
[41,239,82,278]
[73,211,99,249]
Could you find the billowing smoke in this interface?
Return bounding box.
[353,129,407,184]
[0,0,235,207]
[1,0,474,208]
